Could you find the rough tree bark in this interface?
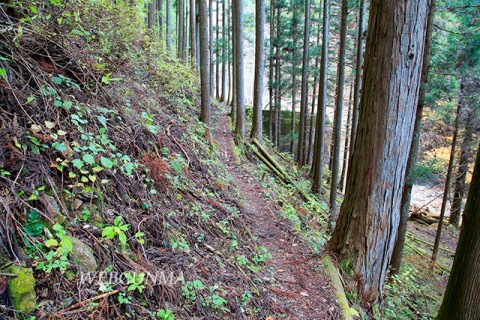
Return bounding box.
[250,0,265,142]
[436,141,480,320]
[390,0,436,275]
[327,0,430,302]
[209,0,214,96]
[177,0,186,60]
[220,0,226,101]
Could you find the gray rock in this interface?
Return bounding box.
[70,238,97,272]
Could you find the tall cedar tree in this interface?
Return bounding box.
[327,0,430,302]
[251,0,266,142]
[296,0,311,167]
[233,0,245,140]
[432,101,461,263]
[390,0,436,275]
[166,0,172,51]
[311,0,329,194]
[437,141,480,320]
[329,0,348,222]
[347,0,366,168]
[198,0,211,130]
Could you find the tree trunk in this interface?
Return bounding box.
[389,0,436,276]
[449,78,479,227]
[274,5,282,148]
[339,82,353,192]
[233,0,245,140]
[198,0,211,130]
[250,0,265,142]
[220,0,226,102]
[166,0,172,52]
[268,0,275,141]
[190,0,197,64]
[290,3,298,155]
[178,0,186,60]
[215,0,220,99]
[209,0,215,97]
[307,23,321,166]
[327,0,430,303]
[432,102,461,263]
[158,0,164,40]
[329,0,348,222]
[437,141,480,320]
[296,0,311,167]
[311,0,329,194]
[347,0,366,170]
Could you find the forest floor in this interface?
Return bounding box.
[213,110,341,319]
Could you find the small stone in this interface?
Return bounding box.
[204,244,215,252]
[72,199,83,211]
[70,238,97,272]
[5,267,36,313]
[262,277,272,283]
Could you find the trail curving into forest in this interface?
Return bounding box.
[214,111,340,319]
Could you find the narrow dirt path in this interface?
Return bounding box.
[214,113,340,319]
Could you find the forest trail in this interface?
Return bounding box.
[213,111,340,319]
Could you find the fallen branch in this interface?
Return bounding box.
[58,288,121,313]
[406,232,455,254]
[322,255,354,320]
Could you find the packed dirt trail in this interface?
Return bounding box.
[213,111,341,319]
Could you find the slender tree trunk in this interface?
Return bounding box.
[311,0,329,194]
[347,0,366,168]
[339,82,353,192]
[450,109,474,228]
[251,0,265,142]
[329,0,349,222]
[307,23,321,166]
[274,5,282,148]
[390,0,435,276]
[450,79,479,227]
[178,0,186,60]
[297,0,311,166]
[220,0,226,101]
[190,0,197,64]
[437,141,480,320]
[215,0,220,99]
[432,102,462,263]
[227,1,232,106]
[166,0,172,52]
[327,0,430,303]
[231,7,237,124]
[290,3,298,155]
[268,0,275,141]
[198,0,211,131]
[158,0,164,39]
[233,0,245,140]
[209,0,215,97]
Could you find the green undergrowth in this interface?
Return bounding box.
[0,1,277,318]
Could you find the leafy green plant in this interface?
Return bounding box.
[154,309,174,320]
[102,216,129,245]
[125,272,145,293]
[37,224,73,273]
[24,210,44,236]
[182,280,204,302]
[118,292,132,305]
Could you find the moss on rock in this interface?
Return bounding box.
[5,267,36,313]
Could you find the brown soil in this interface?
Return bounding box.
[214,112,341,319]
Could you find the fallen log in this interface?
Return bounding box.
[322,255,354,320]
